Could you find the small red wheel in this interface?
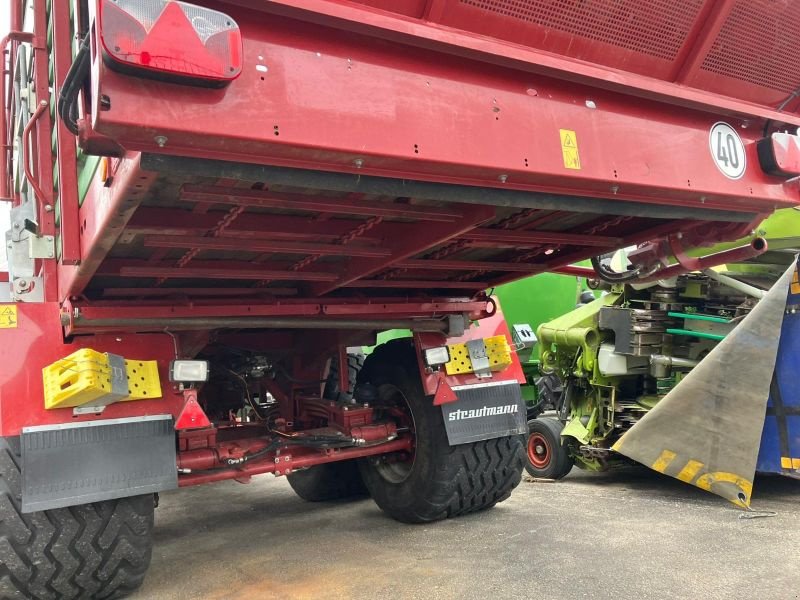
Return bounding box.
[525,418,574,479]
[527,432,551,469]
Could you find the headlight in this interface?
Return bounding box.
[424,346,450,367]
[169,360,209,383]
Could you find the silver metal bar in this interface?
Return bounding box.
[70,316,448,332]
[701,269,766,299]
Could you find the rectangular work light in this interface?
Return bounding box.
[169,360,209,383]
[424,346,451,367]
[99,0,243,86]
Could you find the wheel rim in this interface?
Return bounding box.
[527,432,551,469]
[372,383,416,484]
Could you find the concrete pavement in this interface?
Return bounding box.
[134,467,800,600]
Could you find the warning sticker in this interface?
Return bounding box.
[0,305,17,328]
[559,129,581,170]
[791,268,800,296]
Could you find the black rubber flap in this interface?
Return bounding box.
[21,415,177,513]
[442,381,527,445]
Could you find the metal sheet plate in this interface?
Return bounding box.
[21,415,177,513]
[613,264,795,507]
[442,381,526,445]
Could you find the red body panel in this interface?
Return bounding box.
[90,8,794,213]
[416,299,526,396]
[0,303,184,437]
[249,0,800,119]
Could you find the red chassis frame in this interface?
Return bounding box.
[0,297,524,488]
[1,0,798,492]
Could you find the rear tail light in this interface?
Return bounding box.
[99,0,242,86]
[758,131,800,177]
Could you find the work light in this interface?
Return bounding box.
[169,360,209,383]
[424,346,450,367]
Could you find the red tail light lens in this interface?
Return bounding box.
[99,0,242,85]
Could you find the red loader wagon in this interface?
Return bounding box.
[1,0,799,597]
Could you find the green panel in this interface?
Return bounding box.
[50,115,58,150]
[362,329,412,355]
[562,411,593,445]
[495,273,583,333]
[494,269,594,366]
[667,311,731,324]
[665,328,726,341]
[77,155,101,205]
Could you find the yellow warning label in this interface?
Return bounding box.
[559,129,581,170]
[0,305,17,328]
[791,268,800,295]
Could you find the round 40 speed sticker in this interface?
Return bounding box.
[709,122,746,179]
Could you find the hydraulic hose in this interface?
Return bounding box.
[590,254,643,284]
[57,34,90,135]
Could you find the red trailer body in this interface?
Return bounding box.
[0,1,798,597]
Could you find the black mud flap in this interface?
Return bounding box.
[21,415,178,513]
[441,381,527,445]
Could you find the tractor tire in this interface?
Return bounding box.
[356,340,525,524]
[0,437,154,600]
[525,417,574,480]
[287,460,368,502]
[323,353,365,402]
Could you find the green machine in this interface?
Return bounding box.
[510,208,800,501]
[494,269,593,405]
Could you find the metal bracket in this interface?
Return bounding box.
[512,323,537,363]
[95,353,130,405]
[28,234,54,259]
[70,354,129,416]
[9,202,36,242]
[11,275,43,302]
[446,314,467,337]
[72,405,107,416]
[6,202,52,304]
[465,338,492,379]
[512,323,537,347]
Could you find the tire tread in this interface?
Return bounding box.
[0,438,153,600]
[359,340,524,524]
[524,417,574,480]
